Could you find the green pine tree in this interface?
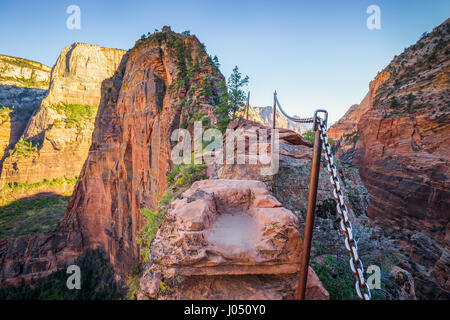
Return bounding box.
[227,66,249,116]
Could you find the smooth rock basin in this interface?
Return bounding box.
[206,213,260,250]
[140,179,330,300]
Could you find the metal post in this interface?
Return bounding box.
[297,126,322,300]
[246,91,250,120]
[272,91,277,129]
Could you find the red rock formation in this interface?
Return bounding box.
[0,44,126,187]
[328,71,389,153]
[0,55,51,181]
[60,27,226,277]
[0,28,387,300]
[0,28,225,285]
[138,179,329,300]
[0,231,82,287]
[328,18,450,299]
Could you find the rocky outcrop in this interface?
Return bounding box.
[206,119,414,299]
[0,27,225,287]
[0,44,126,187]
[0,55,51,175]
[213,119,360,216]
[243,105,309,134]
[328,18,450,299]
[138,179,328,300]
[0,230,82,287]
[0,28,408,300]
[59,28,226,277]
[42,44,126,107]
[0,54,50,90]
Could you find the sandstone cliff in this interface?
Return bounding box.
[0,55,51,191]
[0,54,50,90]
[0,28,225,288]
[0,27,412,300]
[328,18,450,299]
[0,44,126,194]
[59,27,226,277]
[0,29,330,300]
[139,179,328,300]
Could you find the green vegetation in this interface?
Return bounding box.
[311,254,357,300]
[342,130,360,148]
[214,66,250,132]
[311,253,386,300]
[0,195,70,239]
[125,263,143,300]
[227,66,249,116]
[166,162,207,186]
[0,75,49,89]
[405,93,417,111]
[52,103,97,131]
[0,177,77,194]
[136,202,170,264]
[0,55,49,73]
[8,139,39,158]
[212,55,220,69]
[302,130,315,144]
[130,161,206,299]
[390,97,401,108]
[0,249,123,300]
[302,130,336,149]
[137,162,206,264]
[175,39,189,82]
[0,106,12,124]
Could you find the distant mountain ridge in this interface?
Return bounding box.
[244,105,309,134]
[0,54,50,89]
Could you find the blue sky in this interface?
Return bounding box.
[0,0,448,123]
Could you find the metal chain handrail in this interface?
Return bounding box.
[267,91,371,300]
[317,117,372,300]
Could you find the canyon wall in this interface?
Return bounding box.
[1,27,415,299]
[60,27,226,277]
[139,118,408,300]
[328,18,450,299]
[0,55,51,177]
[0,54,50,90]
[0,44,126,189]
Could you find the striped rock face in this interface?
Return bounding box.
[0,44,126,191]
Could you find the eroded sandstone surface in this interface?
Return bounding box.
[0,27,226,286]
[0,55,51,180]
[0,43,126,188]
[138,179,328,300]
[0,26,421,300]
[59,27,226,277]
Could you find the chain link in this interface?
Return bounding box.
[274,96,315,124]
[317,117,371,301]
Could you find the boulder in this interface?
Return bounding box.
[138,179,329,300]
